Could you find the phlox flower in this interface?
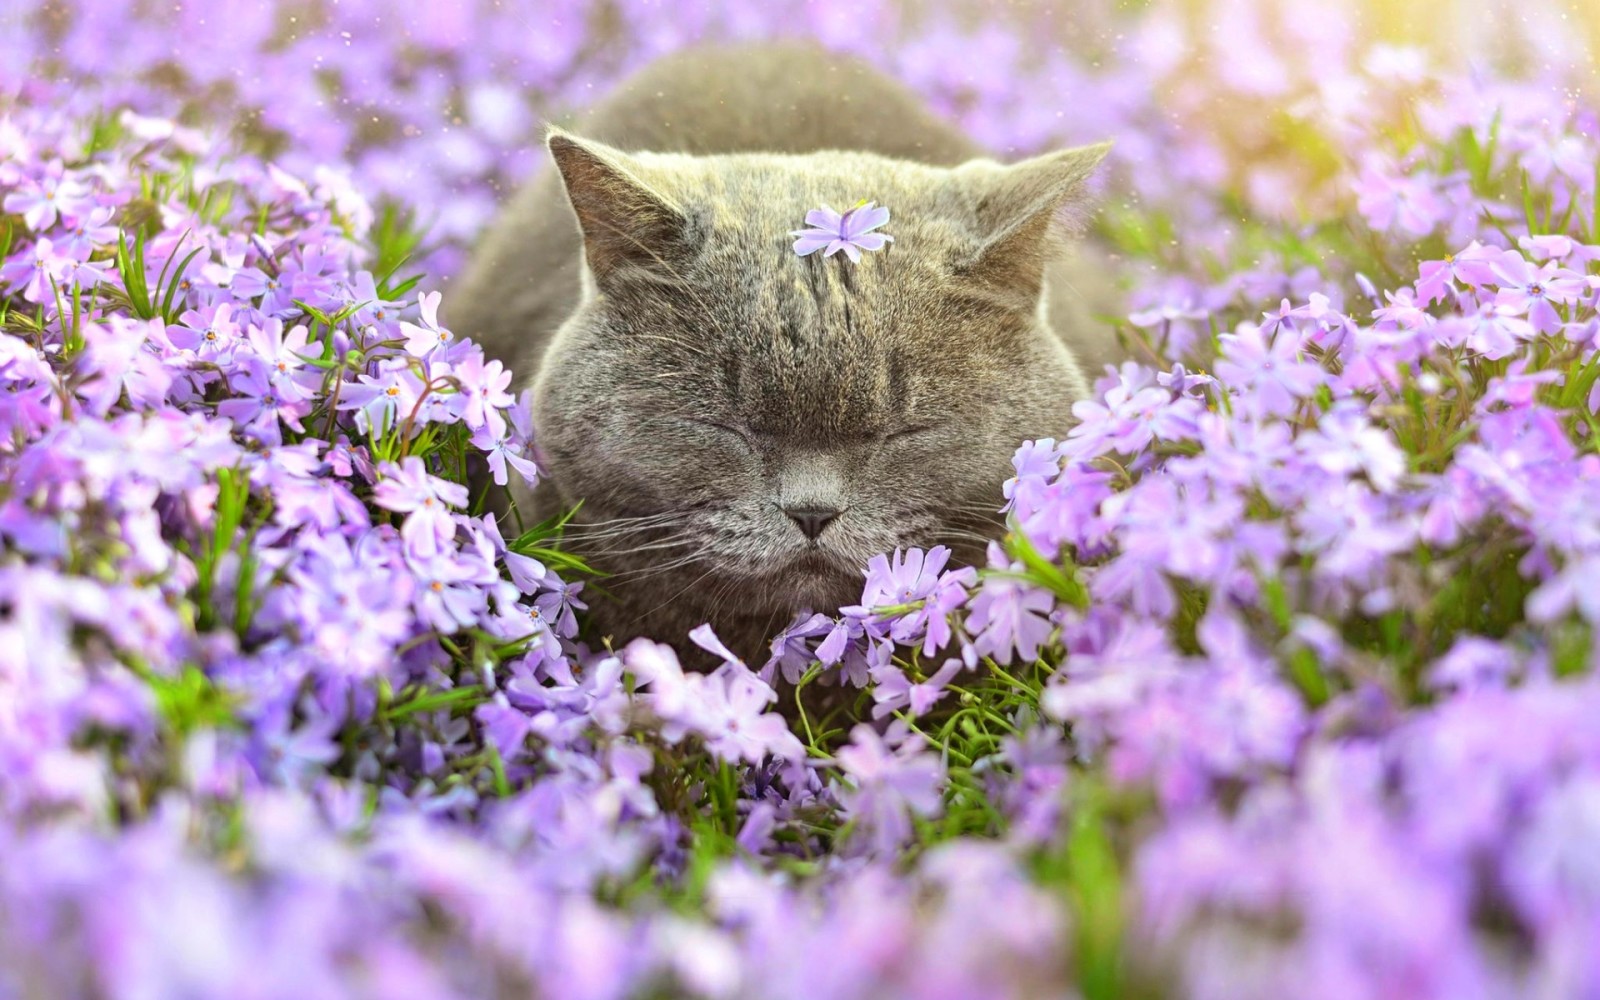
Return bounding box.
[1066,378,1202,458]
[474,693,533,760]
[835,724,944,856]
[450,347,514,436]
[844,546,976,656]
[965,561,1056,666]
[868,658,960,720]
[1434,302,1536,360]
[1517,233,1600,264]
[1156,362,1214,397]
[1371,286,1433,330]
[1015,462,1115,555]
[533,579,587,639]
[337,358,428,435]
[764,612,833,685]
[169,302,244,361]
[1300,403,1407,493]
[244,318,313,383]
[789,201,894,263]
[1527,554,1600,627]
[230,265,298,316]
[1353,159,1448,237]
[405,548,496,633]
[690,667,805,765]
[1129,298,1210,356]
[400,290,463,358]
[1415,241,1504,305]
[343,270,405,334]
[622,635,801,763]
[1214,322,1325,418]
[75,318,176,417]
[470,512,546,594]
[1491,254,1586,335]
[2,160,92,231]
[58,205,118,257]
[0,236,70,304]
[623,638,695,733]
[1001,437,1063,516]
[373,456,469,558]
[216,357,313,445]
[471,421,540,487]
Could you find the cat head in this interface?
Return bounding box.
[531,128,1110,625]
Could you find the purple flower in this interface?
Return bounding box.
[533,579,587,639]
[373,456,469,557]
[3,161,92,231]
[450,348,514,436]
[691,667,805,764]
[215,357,312,445]
[400,290,462,358]
[869,658,960,720]
[169,302,243,360]
[965,566,1056,666]
[0,236,69,304]
[230,265,297,316]
[1214,321,1325,418]
[406,549,494,632]
[844,546,976,656]
[337,359,427,435]
[835,724,944,856]
[764,611,832,685]
[1491,254,1586,335]
[789,201,894,263]
[1415,241,1503,304]
[1067,377,1202,458]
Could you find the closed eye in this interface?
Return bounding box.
[886,424,937,442]
[683,417,757,450]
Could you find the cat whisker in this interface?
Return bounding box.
[625,562,723,627]
[604,551,712,585]
[584,537,703,559]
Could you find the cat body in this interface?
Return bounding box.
[450,43,1117,660]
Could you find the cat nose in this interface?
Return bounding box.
[784,506,840,540]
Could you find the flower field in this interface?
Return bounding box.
[4,1,1600,996]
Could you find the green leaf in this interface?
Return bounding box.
[1003,529,1090,608]
[384,684,485,720]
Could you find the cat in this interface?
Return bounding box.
[449,41,1120,663]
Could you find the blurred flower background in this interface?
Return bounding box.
[3,0,1600,997]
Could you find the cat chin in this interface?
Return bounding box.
[759,555,863,612]
[694,550,858,615]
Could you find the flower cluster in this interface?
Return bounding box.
[5,0,1600,997]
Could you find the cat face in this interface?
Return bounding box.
[530,132,1108,633]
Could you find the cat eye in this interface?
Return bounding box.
[683,417,757,451]
[885,424,937,442]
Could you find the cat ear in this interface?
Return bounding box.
[546,127,691,285]
[956,142,1112,307]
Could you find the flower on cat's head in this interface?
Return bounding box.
[790,199,894,263]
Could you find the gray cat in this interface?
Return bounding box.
[449,42,1119,661]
